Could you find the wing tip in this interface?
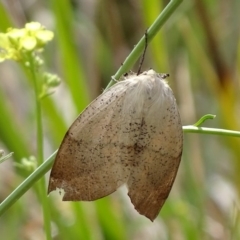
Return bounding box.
[128,191,166,222]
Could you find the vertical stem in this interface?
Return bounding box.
[105,0,183,90]
[29,55,52,240]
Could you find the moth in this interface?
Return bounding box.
[48,69,183,221]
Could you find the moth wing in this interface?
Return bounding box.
[48,81,136,201]
[127,90,183,221]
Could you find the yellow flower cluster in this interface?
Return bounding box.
[0,22,54,62]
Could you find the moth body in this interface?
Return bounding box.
[48,69,183,221]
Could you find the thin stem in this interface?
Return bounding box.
[0,151,56,216]
[193,114,216,127]
[29,55,52,240]
[183,126,240,138]
[105,0,183,90]
[0,152,14,164]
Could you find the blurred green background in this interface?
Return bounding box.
[0,0,240,239]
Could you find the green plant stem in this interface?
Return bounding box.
[0,151,56,216]
[183,126,240,137]
[193,114,216,127]
[29,56,52,240]
[105,0,183,90]
[0,152,14,163]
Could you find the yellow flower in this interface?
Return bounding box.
[0,22,54,62]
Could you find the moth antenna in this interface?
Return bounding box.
[161,73,170,79]
[137,29,148,76]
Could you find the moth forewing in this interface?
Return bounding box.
[48,69,183,221]
[48,83,132,200]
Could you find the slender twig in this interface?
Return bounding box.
[0,151,57,216]
[29,56,52,240]
[183,126,240,138]
[193,114,216,127]
[0,152,14,164]
[106,0,183,89]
